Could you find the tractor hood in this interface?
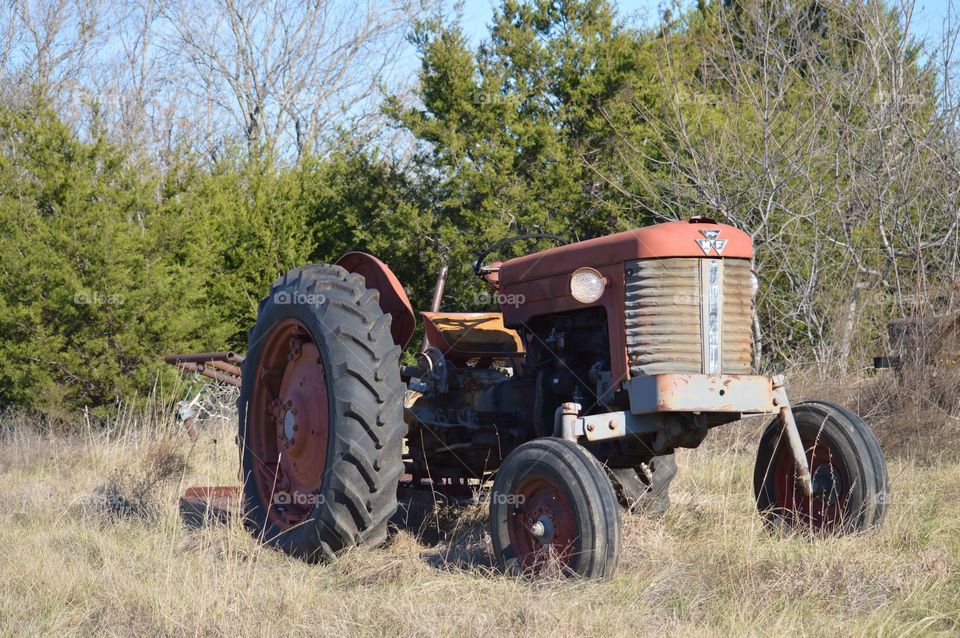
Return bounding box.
[499,218,753,286]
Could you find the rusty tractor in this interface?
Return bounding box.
[168,217,888,578]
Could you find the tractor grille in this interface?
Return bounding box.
[624,258,753,376]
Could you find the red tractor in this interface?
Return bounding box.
[194,217,887,577]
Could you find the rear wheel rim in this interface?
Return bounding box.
[506,475,578,573]
[771,435,849,531]
[248,319,329,530]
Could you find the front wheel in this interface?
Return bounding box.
[489,438,621,578]
[754,401,888,534]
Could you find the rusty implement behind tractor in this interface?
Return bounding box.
[167,218,889,578]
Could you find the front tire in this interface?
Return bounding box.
[754,401,888,534]
[489,438,622,578]
[238,265,405,560]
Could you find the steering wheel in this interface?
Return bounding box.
[473,233,569,285]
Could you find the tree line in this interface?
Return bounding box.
[1,0,958,416]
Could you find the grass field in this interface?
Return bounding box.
[1,389,958,636]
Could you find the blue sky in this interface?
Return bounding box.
[910,0,957,47]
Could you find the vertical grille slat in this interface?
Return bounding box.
[624,258,753,376]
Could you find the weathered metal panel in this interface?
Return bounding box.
[499,219,754,285]
[721,258,754,373]
[624,257,753,376]
[624,258,703,375]
[624,373,776,414]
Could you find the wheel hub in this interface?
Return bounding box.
[506,476,578,571]
[248,319,330,529]
[529,514,555,544]
[282,409,297,444]
[771,436,849,531]
[810,462,841,504]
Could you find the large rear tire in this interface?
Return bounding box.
[238,264,405,560]
[754,401,888,534]
[489,438,621,578]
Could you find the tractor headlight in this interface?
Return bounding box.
[570,267,606,304]
[750,270,760,296]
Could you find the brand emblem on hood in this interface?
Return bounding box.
[696,229,727,255]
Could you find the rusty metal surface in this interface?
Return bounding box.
[172,362,241,387]
[625,258,703,375]
[335,251,416,349]
[498,219,753,286]
[624,258,753,376]
[624,373,776,414]
[205,359,242,377]
[579,409,662,442]
[163,351,244,365]
[164,352,244,386]
[428,265,448,313]
[421,312,524,359]
[420,264,449,352]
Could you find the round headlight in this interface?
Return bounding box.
[570,267,606,304]
[750,270,760,296]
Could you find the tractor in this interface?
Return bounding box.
[170,216,888,578]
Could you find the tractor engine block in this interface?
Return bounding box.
[404,307,614,484]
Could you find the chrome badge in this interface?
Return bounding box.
[696,229,727,255]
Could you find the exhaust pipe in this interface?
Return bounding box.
[420,264,448,353]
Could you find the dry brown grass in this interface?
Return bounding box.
[1,383,958,637]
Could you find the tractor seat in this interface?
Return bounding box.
[420,312,524,360]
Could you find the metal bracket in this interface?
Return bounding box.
[553,403,660,443]
[554,402,583,442]
[771,375,813,498]
[578,410,662,441]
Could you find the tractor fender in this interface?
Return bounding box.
[335,252,415,349]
